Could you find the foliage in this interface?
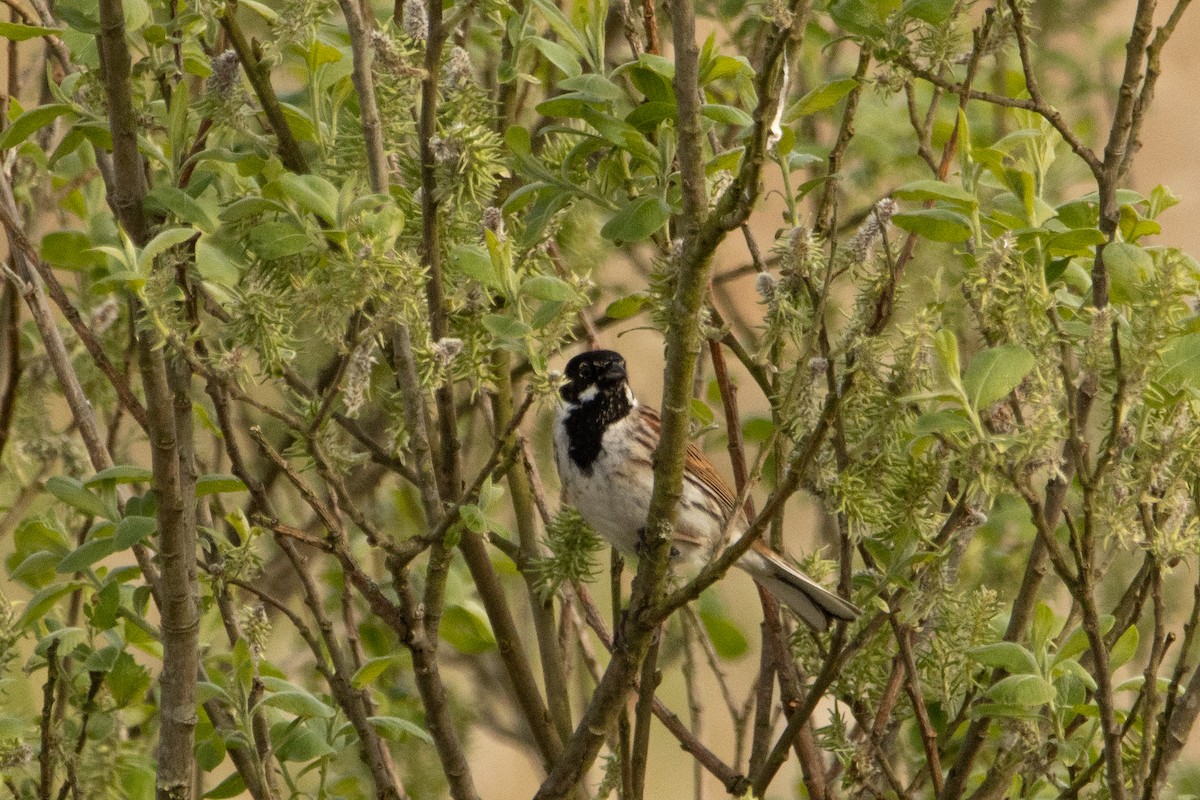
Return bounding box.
[0,0,1197,799]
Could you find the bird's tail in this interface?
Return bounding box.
[738,542,859,633]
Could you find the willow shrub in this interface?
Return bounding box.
[1,0,1199,799]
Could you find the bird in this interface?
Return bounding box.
[552,349,860,632]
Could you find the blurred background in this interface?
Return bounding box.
[0,0,1197,797]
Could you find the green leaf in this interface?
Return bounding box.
[17,581,87,627]
[1054,657,1097,692]
[90,270,146,296]
[892,179,977,207]
[1110,625,1139,670]
[114,516,156,549]
[84,643,123,673]
[698,604,748,659]
[1103,241,1154,303]
[262,690,336,719]
[482,314,531,342]
[36,627,86,657]
[527,36,581,78]
[40,231,103,271]
[196,474,248,497]
[273,719,336,761]
[892,208,974,243]
[933,329,961,386]
[967,642,1039,674]
[195,734,227,773]
[449,244,505,292]
[56,536,117,573]
[45,476,113,519]
[195,235,243,287]
[136,226,196,273]
[520,276,577,302]
[961,345,1035,409]
[204,774,246,799]
[1046,228,1107,256]
[528,0,593,68]
[265,173,339,225]
[0,21,61,40]
[559,73,624,102]
[248,222,310,260]
[1157,333,1200,391]
[10,551,60,586]
[218,197,288,223]
[351,656,395,689]
[439,604,496,654]
[700,104,753,127]
[145,186,217,234]
[459,504,488,534]
[785,78,859,119]
[913,409,972,437]
[86,465,153,486]
[0,103,74,149]
[990,673,1057,707]
[605,293,647,319]
[367,716,434,744]
[600,196,670,243]
[830,0,886,37]
[901,0,954,24]
[0,717,27,739]
[1031,602,1060,652]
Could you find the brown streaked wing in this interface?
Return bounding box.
[635,406,738,512]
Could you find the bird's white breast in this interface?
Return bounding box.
[552,401,732,565]
[553,402,651,554]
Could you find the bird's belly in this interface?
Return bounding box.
[553,408,730,565]
[561,458,729,566]
[562,450,651,555]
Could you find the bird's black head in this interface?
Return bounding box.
[559,350,634,472]
[561,350,630,406]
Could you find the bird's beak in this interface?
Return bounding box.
[602,362,627,383]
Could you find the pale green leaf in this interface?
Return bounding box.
[961,345,1035,409]
[600,196,670,243]
[785,78,859,120]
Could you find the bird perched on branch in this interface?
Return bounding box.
[552,349,859,632]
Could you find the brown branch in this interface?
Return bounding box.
[0,282,19,460]
[892,620,943,796]
[278,538,407,800]
[897,54,1102,178]
[392,555,480,800]
[0,186,124,470]
[1145,580,1200,800]
[630,632,661,798]
[97,9,201,800]
[38,641,59,800]
[639,0,660,55]
[813,47,871,236]
[750,614,889,793]
[1096,0,1158,201]
[417,0,461,501]
[0,197,147,429]
[570,585,750,794]
[218,2,308,174]
[335,0,388,194]
[1117,0,1194,184]
[492,352,574,747]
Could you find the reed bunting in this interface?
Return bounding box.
[553,349,859,631]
